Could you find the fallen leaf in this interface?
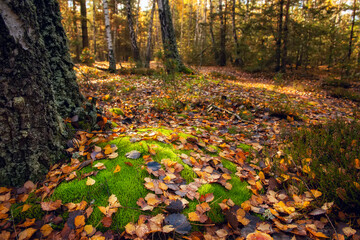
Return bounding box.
[18,228,37,240]
[40,224,53,237]
[246,231,273,240]
[342,226,356,237]
[125,222,136,235]
[75,215,85,228]
[41,200,62,211]
[113,165,121,173]
[101,216,112,227]
[86,177,96,186]
[125,150,141,159]
[22,204,32,212]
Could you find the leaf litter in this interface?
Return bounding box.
[0,65,359,239]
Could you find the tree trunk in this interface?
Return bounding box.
[232,0,241,66]
[103,0,116,72]
[281,0,290,72]
[0,0,83,186]
[73,0,81,62]
[348,0,357,60]
[209,0,219,64]
[93,0,97,58]
[157,0,185,71]
[145,0,156,68]
[275,0,284,72]
[219,0,226,66]
[80,0,89,49]
[126,0,141,64]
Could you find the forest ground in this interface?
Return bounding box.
[1,62,359,240]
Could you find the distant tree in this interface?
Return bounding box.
[145,0,156,68]
[0,0,84,186]
[80,0,89,48]
[103,0,116,72]
[126,0,141,64]
[157,0,185,71]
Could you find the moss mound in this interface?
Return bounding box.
[52,128,251,231]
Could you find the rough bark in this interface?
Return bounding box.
[275,0,284,72]
[218,0,226,66]
[0,0,83,186]
[231,0,241,66]
[80,0,89,49]
[126,0,141,63]
[73,0,81,62]
[157,0,185,71]
[281,0,290,72]
[103,0,116,72]
[348,0,357,60]
[93,0,97,58]
[209,0,219,64]
[145,0,156,68]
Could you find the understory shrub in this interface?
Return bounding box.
[284,120,360,212]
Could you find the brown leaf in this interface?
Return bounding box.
[101,216,112,228]
[41,200,62,211]
[18,218,35,228]
[18,228,37,240]
[246,231,273,240]
[0,231,10,240]
[342,227,356,237]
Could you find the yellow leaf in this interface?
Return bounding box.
[303,165,311,173]
[22,204,32,212]
[159,182,168,190]
[188,212,200,221]
[84,225,95,235]
[113,165,121,173]
[311,189,322,198]
[40,224,53,237]
[86,177,96,186]
[98,206,107,215]
[125,222,136,235]
[342,227,356,237]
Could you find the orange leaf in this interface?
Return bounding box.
[22,204,32,212]
[40,224,53,237]
[113,165,121,173]
[75,215,85,228]
[188,212,200,221]
[18,228,37,240]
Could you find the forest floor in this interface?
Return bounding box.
[1,62,360,240]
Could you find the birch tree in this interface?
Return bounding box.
[103,0,116,72]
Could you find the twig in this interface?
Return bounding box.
[190,223,215,227]
[208,104,249,122]
[10,209,18,240]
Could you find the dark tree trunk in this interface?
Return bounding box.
[231,0,241,66]
[145,0,156,68]
[218,0,226,66]
[281,0,290,72]
[93,0,97,58]
[157,0,185,71]
[209,0,219,63]
[275,0,284,72]
[0,0,83,186]
[348,0,357,60]
[80,0,89,49]
[73,0,81,62]
[126,0,141,64]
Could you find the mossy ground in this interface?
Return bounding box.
[52,127,251,232]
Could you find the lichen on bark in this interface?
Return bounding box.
[0,0,84,186]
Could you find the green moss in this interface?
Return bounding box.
[109,108,124,116]
[237,143,252,152]
[52,128,251,232]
